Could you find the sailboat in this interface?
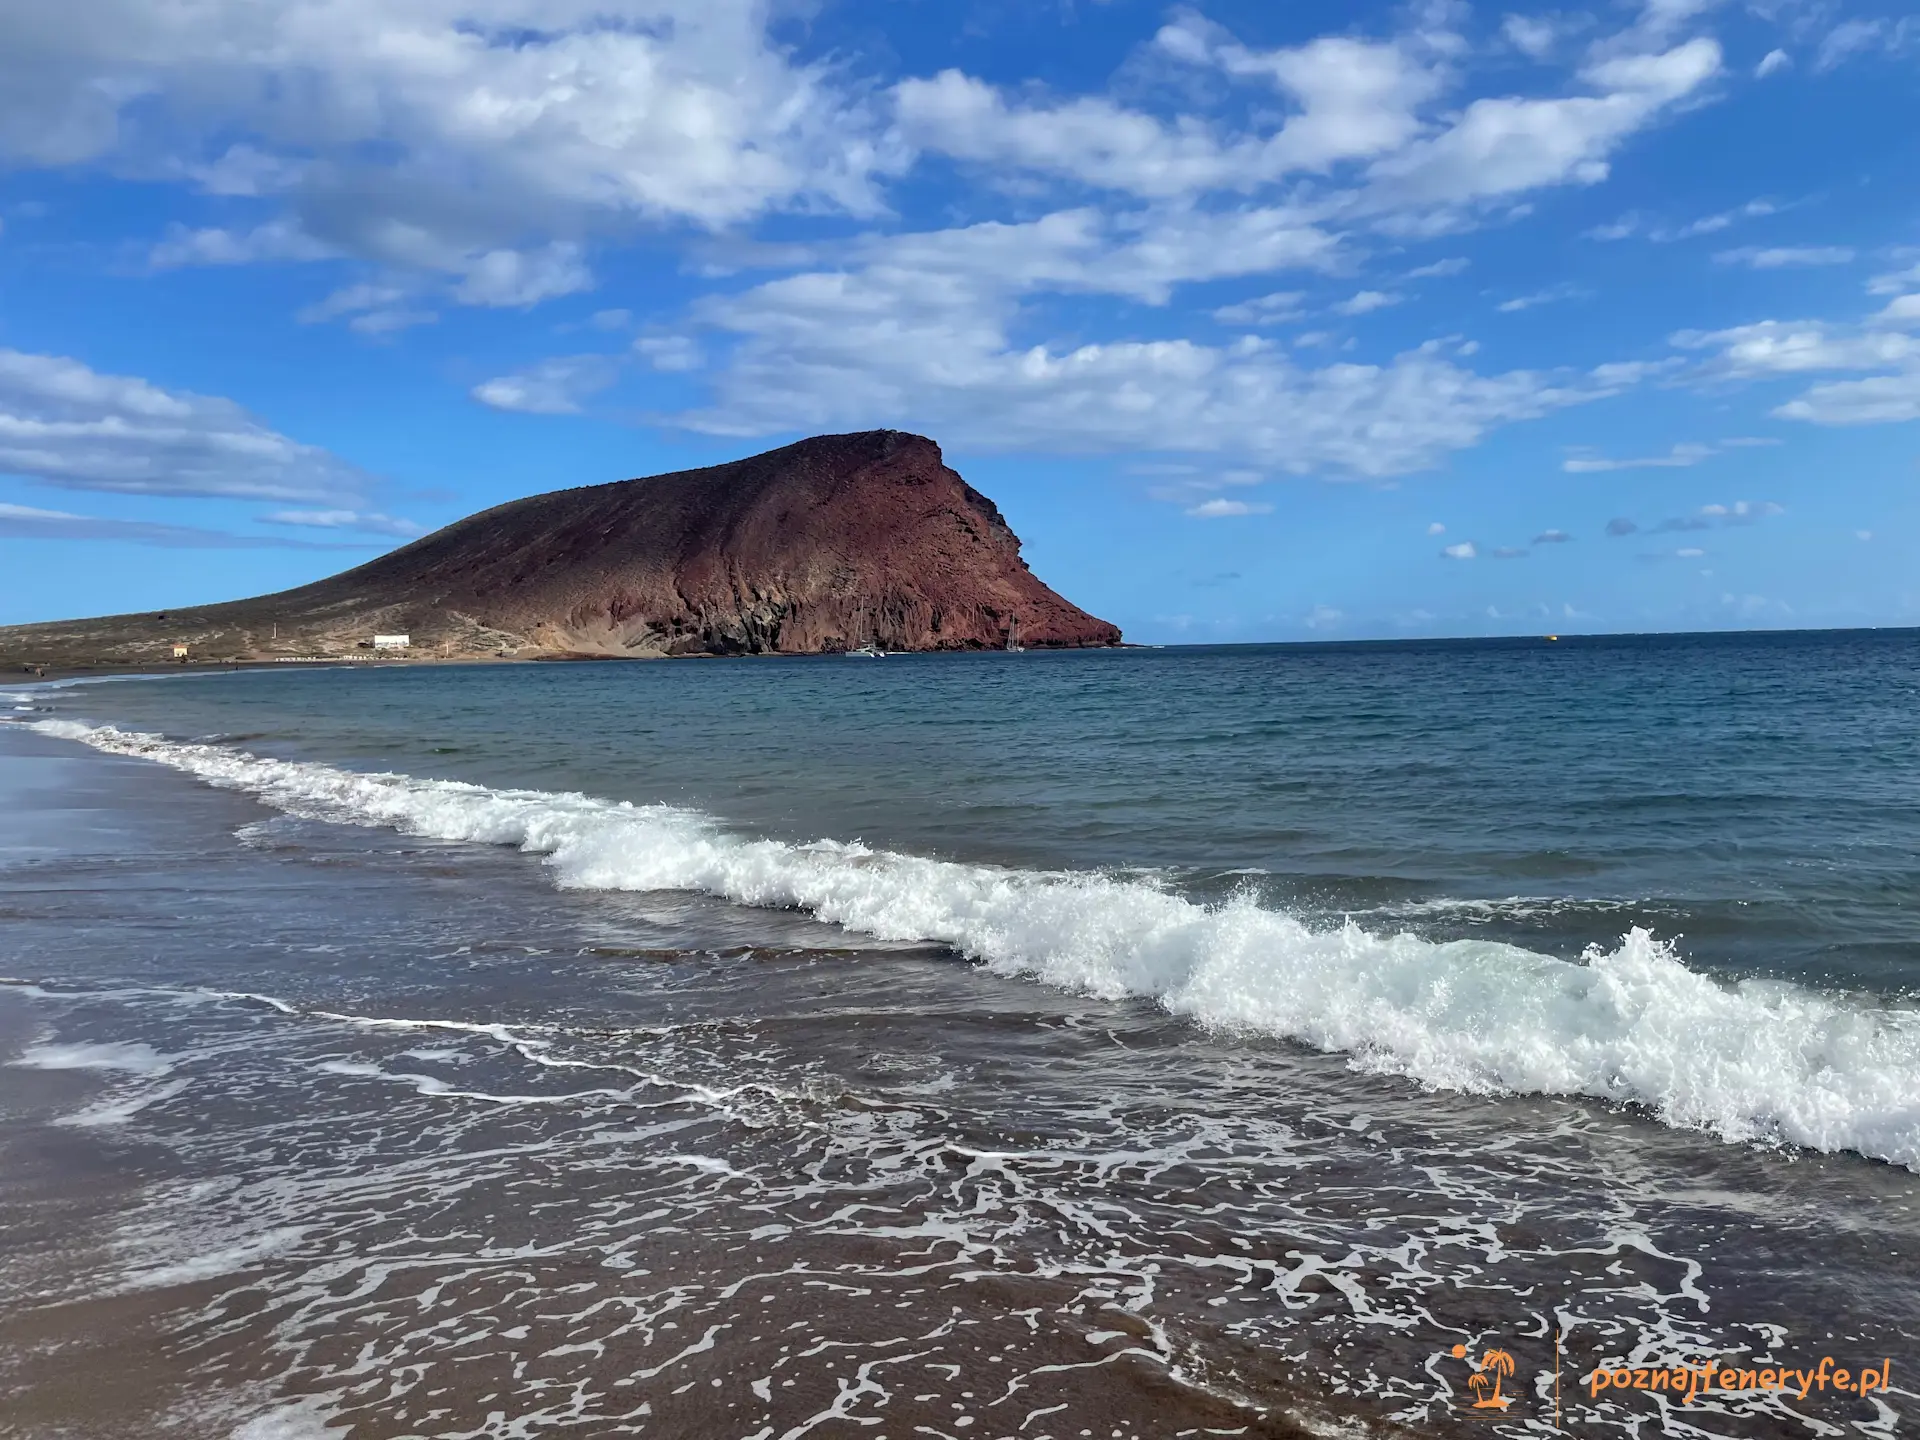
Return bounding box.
[1006,614,1026,653]
[846,609,886,657]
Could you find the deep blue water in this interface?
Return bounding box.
[34,629,1920,993]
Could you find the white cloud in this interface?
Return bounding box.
[1868,264,1920,297]
[1873,294,1920,327]
[1427,521,1446,535]
[471,356,618,416]
[1775,373,1920,425]
[1534,528,1573,543]
[0,348,369,501]
[1695,500,1783,523]
[1332,289,1402,316]
[1407,256,1469,278]
[0,501,372,549]
[1563,441,1715,471]
[893,17,1719,238]
[258,508,425,538]
[454,243,594,308]
[349,309,438,337]
[150,220,336,268]
[1497,284,1581,312]
[1187,498,1274,517]
[1675,545,1705,557]
[1359,39,1721,216]
[1713,246,1854,268]
[0,0,893,250]
[675,250,1625,476]
[1212,291,1307,326]
[1670,320,1920,376]
[1304,603,1344,629]
[1590,197,1778,244]
[1441,541,1478,559]
[1815,18,1917,72]
[297,284,411,325]
[1503,15,1561,60]
[891,18,1450,202]
[634,335,705,372]
[1670,198,1778,239]
[1754,48,1791,78]
[1857,529,1873,541]
[295,282,437,334]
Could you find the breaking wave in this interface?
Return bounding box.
[28,718,1920,1171]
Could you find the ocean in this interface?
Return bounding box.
[2,632,1916,1439]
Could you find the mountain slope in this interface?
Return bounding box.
[1,431,1122,665]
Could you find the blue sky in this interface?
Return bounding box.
[1,0,1916,642]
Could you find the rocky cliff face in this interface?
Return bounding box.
[0,431,1122,665]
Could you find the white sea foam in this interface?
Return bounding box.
[14,1039,173,1077]
[31,719,1920,1170]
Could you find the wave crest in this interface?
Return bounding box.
[29,717,1920,1170]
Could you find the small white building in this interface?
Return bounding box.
[372,634,411,651]
[171,643,189,659]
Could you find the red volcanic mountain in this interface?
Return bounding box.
[0,431,1122,664]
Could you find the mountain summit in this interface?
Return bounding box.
[2,431,1122,665]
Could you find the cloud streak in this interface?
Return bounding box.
[0,348,372,503]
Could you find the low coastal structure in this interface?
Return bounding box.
[0,431,1120,667]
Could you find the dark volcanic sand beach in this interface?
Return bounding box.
[3,642,1919,1439]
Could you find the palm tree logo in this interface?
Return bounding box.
[1452,1343,1517,1410]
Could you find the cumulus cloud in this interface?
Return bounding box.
[673,244,1629,475]
[471,356,619,416]
[1606,517,1639,536]
[0,0,893,250]
[454,244,594,308]
[1441,541,1478,559]
[1670,284,1920,424]
[1754,48,1791,77]
[1358,38,1721,218]
[894,19,1449,200]
[1670,320,1920,376]
[1533,528,1572,543]
[1775,373,1920,425]
[1427,521,1447,535]
[0,348,370,502]
[1406,256,1469,278]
